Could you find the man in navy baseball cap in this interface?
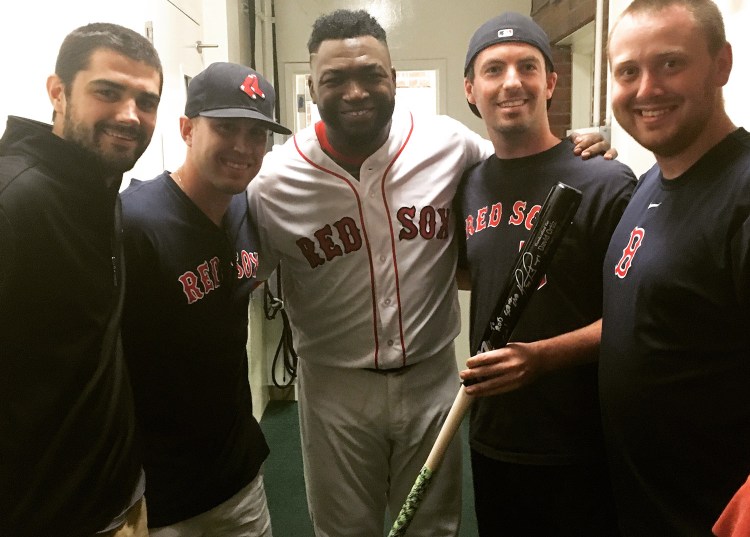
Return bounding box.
[119,62,288,535]
[464,12,555,117]
[185,61,291,134]
[458,10,635,537]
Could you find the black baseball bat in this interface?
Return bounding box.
[465,181,582,383]
[388,182,582,536]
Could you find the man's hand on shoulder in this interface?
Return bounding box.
[569,131,618,161]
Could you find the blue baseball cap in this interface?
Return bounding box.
[185,62,291,135]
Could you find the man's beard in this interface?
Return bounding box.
[319,97,395,150]
[62,107,150,174]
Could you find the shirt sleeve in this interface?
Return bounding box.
[445,115,494,169]
[587,164,637,260]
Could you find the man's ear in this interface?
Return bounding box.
[546,71,558,100]
[180,116,195,146]
[47,74,66,132]
[307,74,318,105]
[715,42,733,88]
[464,77,476,106]
[47,74,66,110]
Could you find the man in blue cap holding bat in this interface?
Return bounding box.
[457,11,635,536]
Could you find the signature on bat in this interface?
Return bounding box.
[514,251,540,296]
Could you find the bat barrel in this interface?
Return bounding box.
[484,182,581,351]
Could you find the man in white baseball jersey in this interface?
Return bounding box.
[247,9,611,537]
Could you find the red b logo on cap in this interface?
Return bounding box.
[240,74,265,100]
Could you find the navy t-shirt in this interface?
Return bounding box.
[121,172,269,526]
[600,129,750,535]
[457,140,635,464]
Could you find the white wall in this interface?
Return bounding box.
[0,0,149,130]
[0,0,182,183]
[607,0,750,177]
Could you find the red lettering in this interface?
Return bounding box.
[197,261,216,294]
[333,217,362,253]
[419,206,436,239]
[509,201,526,225]
[436,208,450,239]
[525,205,541,231]
[178,271,205,304]
[241,250,258,279]
[489,202,502,228]
[475,206,488,233]
[400,206,450,240]
[314,225,343,261]
[398,207,418,240]
[296,237,325,268]
[295,218,362,269]
[209,257,222,284]
[465,215,475,237]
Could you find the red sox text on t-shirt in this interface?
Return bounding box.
[178,249,259,304]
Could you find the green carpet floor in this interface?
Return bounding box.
[260,400,479,536]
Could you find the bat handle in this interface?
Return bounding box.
[425,387,474,470]
[461,340,495,387]
[388,387,474,537]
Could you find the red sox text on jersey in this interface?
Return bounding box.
[296,206,450,269]
[178,249,259,304]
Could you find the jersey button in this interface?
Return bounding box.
[387,339,394,346]
[384,298,391,306]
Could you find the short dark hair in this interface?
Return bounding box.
[609,0,726,56]
[307,9,387,54]
[55,22,164,94]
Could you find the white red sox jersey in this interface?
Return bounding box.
[247,107,492,369]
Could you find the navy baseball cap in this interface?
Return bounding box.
[465,12,554,75]
[185,62,291,135]
[464,12,555,118]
